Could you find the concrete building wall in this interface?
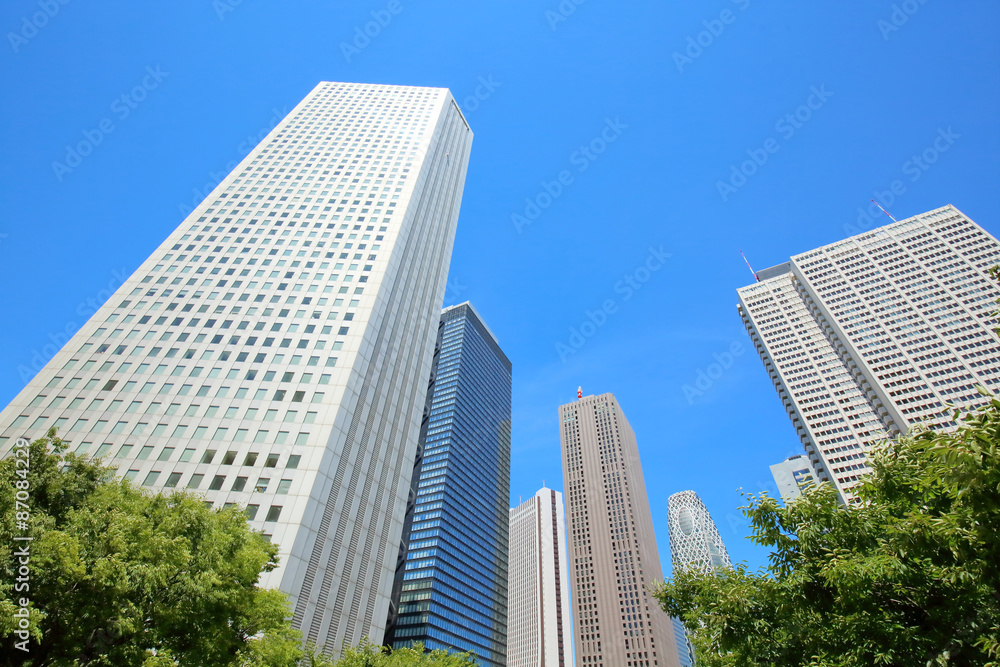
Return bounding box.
[738,205,1000,500]
[0,81,473,655]
[560,393,681,667]
[508,487,574,667]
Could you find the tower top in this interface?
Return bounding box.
[577,386,582,400]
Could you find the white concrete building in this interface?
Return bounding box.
[769,454,817,503]
[738,205,1000,500]
[508,487,573,667]
[0,81,473,653]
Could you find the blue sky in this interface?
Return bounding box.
[1,0,998,575]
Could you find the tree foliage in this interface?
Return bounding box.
[0,432,291,666]
[0,433,482,666]
[327,640,476,666]
[654,393,1000,667]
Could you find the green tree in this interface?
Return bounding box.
[328,640,476,666]
[654,393,1000,666]
[239,636,478,667]
[0,432,293,666]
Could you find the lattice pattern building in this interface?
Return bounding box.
[666,491,731,574]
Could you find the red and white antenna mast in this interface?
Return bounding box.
[577,386,582,400]
[871,199,898,222]
[740,250,759,282]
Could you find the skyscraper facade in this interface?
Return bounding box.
[769,454,817,503]
[666,491,731,574]
[0,81,473,653]
[670,618,696,667]
[385,302,511,666]
[666,491,732,667]
[560,392,682,667]
[737,205,1000,500]
[507,487,573,667]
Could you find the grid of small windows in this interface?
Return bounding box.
[1,81,476,659]
[561,395,666,667]
[794,209,1000,429]
[738,271,884,498]
[738,205,1000,502]
[562,404,603,663]
[0,83,449,527]
[507,497,542,667]
[549,490,569,667]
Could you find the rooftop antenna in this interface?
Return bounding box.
[740,250,759,282]
[577,386,583,400]
[871,199,898,222]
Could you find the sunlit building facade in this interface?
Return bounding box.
[737,205,1000,500]
[508,487,573,667]
[0,81,474,655]
[560,392,682,667]
[769,454,817,503]
[666,491,731,574]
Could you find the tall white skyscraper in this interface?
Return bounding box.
[0,81,473,653]
[508,487,573,667]
[738,205,1000,500]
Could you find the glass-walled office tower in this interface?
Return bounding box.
[386,302,512,667]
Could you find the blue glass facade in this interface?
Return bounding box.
[386,303,511,667]
[672,616,696,666]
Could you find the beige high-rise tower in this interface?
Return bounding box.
[559,392,682,667]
